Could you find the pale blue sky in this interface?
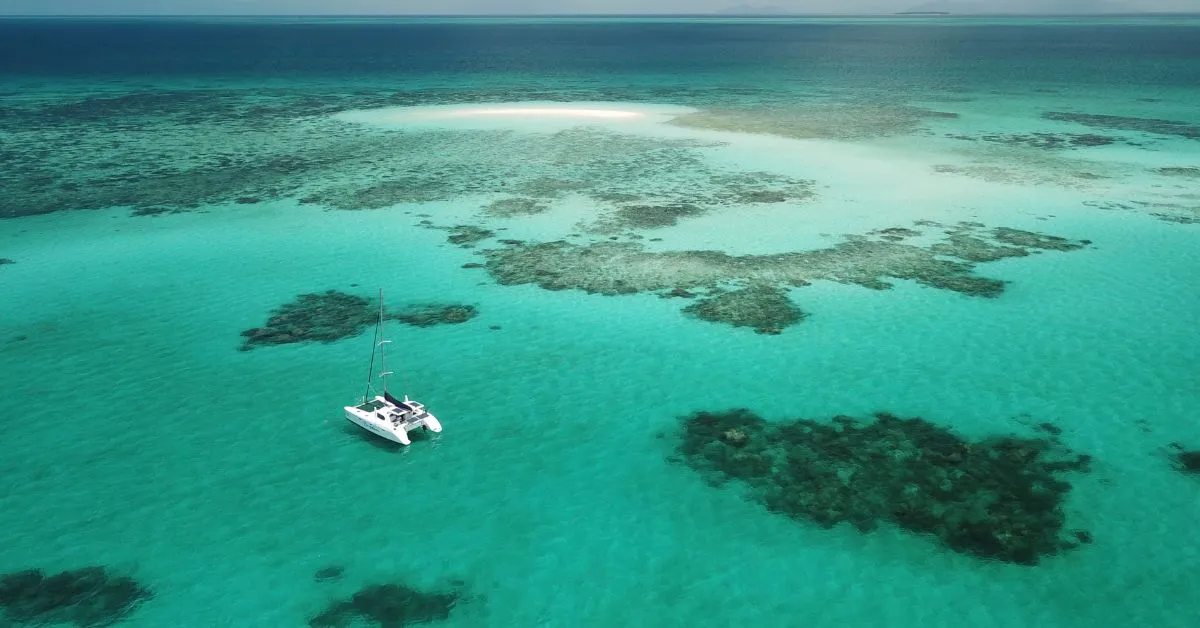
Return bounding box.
[0,0,1193,15]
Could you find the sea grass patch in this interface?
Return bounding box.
[309,581,463,628]
[0,566,153,627]
[673,409,1092,565]
[239,291,477,350]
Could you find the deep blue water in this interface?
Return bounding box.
[2,18,1199,89]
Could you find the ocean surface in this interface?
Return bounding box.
[1,16,1198,628]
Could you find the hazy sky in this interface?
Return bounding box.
[0,0,1194,15]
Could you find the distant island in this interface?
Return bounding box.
[895,11,952,14]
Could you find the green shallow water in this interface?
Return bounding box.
[2,17,1199,628]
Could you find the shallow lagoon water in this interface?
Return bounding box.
[1,16,1198,628]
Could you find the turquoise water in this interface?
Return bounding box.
[2,17,1199,627]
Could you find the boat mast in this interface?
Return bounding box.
[378,289,393,395]
[362,310,380,403]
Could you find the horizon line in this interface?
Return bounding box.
[2,12,1199,18]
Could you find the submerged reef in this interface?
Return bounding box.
[0,258,13,265]
[668,103,959,141]
[1167,443,1200,476]
[947,132,1125,149]
[1176,451,1200,474]
[6,89,810,223]
[445,225,495,248]
[1082,198,1200,225]
[591,171,815,232]
[1153,166,1200,178]
[682,285,806,335]
[240,291,378,350]
[239,291,477,350]
[673,409,1092,565]
[0,566,153,627]
[309,581,463,628]
[313,566,345,583]
[391,304,478,327]
[482,197,550,217]
[1043,112,1200,140]
[479,221,1088,334]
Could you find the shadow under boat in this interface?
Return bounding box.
[340,422,434,452]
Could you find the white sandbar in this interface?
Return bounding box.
[334,101,696,133]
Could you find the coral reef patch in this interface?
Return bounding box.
[672,409,1092,565]
[445,225,495,248]
[479,221,1087,333]
[313,566,345,583]
[1153,166,1200,178]
[0,258,13,265]
[669,103,959,141]
[947,132,1125,149]
[239,291,477,350]
[0,566,153,627]
[1167,443,1200,476]
[1043,112,1200,140]
[308,581,462,628]
[482,197,550,217]
[682,285,806,335]
[391,304,478,327]
[240,291,378,350]
[1083,198,1200,225]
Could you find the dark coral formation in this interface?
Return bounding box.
[682,285,806,335]
[990,227,1084,251]
[0,566,153,627]
[391,304,478,327]
[1043,112,1200,140]
[445,225,495,248]
[1175,451,1200,474]
[948,132,1122,149]
[313,566,345,583]
[1153,166,1200,178]
[613,203,705,229]
[870,227,922,242]
[1167,443,1200,475]
[1083,198,1200,225]
[587,171,815,233]
[240,292,477,350]
[674,409,1092,565]
[479,221,1088,333]
[0,258,13,265]
[483,197,549,217]
[309,582,461,628]
[240,290,377,350]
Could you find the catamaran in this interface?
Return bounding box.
[343,290,442,445]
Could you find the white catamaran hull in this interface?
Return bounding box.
[343,398,442,446]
